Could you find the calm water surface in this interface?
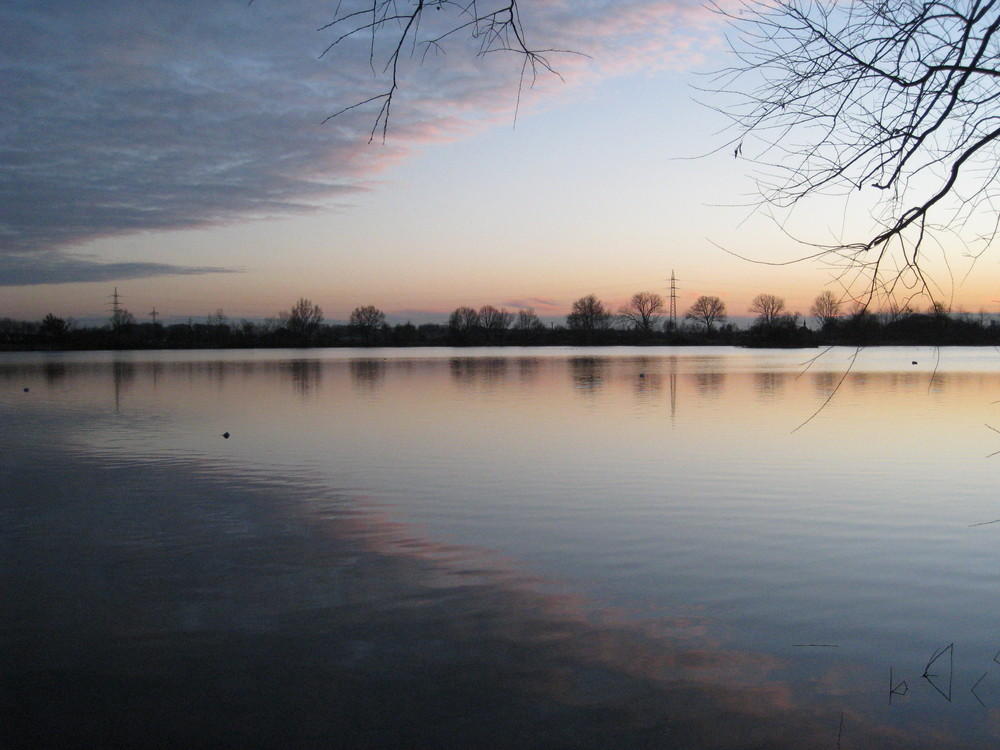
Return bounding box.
[4,346,1000,747]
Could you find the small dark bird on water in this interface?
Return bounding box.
[223,432,230,439]
[23,387,29,392]
[912,361,918,365]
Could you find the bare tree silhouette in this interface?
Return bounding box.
[712,0,1000,307]
[749,293,786,326]
[810,291,841,328]
[448,306,480,343]
[685,295,727,332]
[479,305,513,343]
[281,298,324,340]
[567,294,611,333]
[350,305,386,345]
[514,308,543,331]
[618,292,665,333]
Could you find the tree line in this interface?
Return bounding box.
[3,292,1000,351]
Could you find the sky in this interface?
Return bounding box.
[4,0,1000,326]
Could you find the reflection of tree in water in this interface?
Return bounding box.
[692,371,726,398]
[42,362,67,385]
[848,371,870,391]
[812,371,838,399]
[285,359,322,397]
[632,372,662,395]
[516,357,539,383]
[570,357,607,393]
[350,359,385,392]
[449,358,508,388]
[630,358,662,396]
[192,361,233,389]
[753,371,787,400]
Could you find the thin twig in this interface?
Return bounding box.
[791,346,862,433]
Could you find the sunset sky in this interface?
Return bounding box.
[4,0,999,325]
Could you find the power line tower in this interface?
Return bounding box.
[668,270,677,330]
[109,286,122,318]
[108,286,133,331]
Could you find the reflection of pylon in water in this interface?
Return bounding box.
[922,642,953,702]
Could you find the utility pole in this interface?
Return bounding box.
[669,270,677,330]
[108,286,123,329]
[107,286,134,333]
[149,307,159,325]
[109,286,122,317]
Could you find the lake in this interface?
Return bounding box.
[3,346,1000,748]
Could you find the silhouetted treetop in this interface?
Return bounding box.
[685,295,727,332]
[618,292,665,333]
[567,294,611,332]
[749,293,786,326]
[282,298,324,339]
[810,291,841,327]
[350,305,386,345]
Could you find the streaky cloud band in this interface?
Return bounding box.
[0,253,242,287]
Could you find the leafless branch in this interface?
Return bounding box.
[317,0,576,141]
[709,0,1000,306]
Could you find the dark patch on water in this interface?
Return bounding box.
[0,438,914,749]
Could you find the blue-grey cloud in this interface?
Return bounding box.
[1,1,382,258]
[1,0,714,284]
[0,251,241,287]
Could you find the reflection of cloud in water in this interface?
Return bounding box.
[1,436,958,749]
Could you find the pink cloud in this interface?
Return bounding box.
[510,297,564,313]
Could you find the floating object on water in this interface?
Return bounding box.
[23,387,29,392]
[639,373,645,378]
[912,361,918,365]
[222,432,230,439]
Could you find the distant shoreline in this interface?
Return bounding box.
[4,309,999,351]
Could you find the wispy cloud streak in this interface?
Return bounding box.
[0,252,241,287]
